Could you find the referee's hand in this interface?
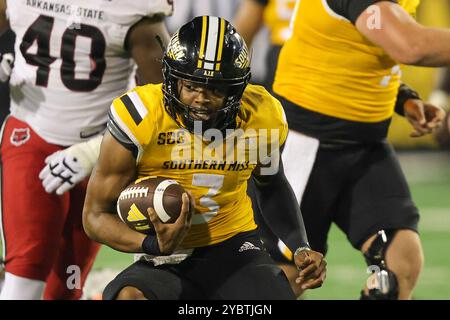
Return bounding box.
[294,249,327,290]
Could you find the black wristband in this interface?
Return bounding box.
[395,83,421,116]
[141,234,165,256]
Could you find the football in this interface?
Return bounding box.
[116,176,186,234]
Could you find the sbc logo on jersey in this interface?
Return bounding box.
[10,128,31,146]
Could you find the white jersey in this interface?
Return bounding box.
[6,0,173,145]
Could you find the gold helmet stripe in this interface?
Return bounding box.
[215,18,226,71]
[197,16,208,68]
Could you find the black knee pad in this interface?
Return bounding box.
[361,230,399,300]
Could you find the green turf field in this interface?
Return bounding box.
[90,151,450,300]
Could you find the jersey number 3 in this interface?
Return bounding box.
[20,15,106,91]
[191,174,224,225]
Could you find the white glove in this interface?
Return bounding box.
[39,135,103,195]
[0,53,14,82]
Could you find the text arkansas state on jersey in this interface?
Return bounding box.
[6,0,173,146]
[108,83,288,248]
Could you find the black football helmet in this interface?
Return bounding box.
[162,16,251,134]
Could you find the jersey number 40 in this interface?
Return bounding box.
[20,15,106,91]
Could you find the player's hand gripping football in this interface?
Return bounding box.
[147,191,194,255]
[404,99,446,138]
[294,248,327,291]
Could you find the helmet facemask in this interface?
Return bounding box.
[163,61,250,134]
[162,16,251,136]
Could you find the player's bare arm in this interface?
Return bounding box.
[0,0,9,36]
[233,0,265,47]
[355,1,450,66]
[126,15,170,84]
[0,0,13,83]
[82,131,145,253]
[252,158,327,290]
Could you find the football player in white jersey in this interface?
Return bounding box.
[0,0,172,300]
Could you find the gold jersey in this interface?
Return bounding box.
[110,83,288,248]
[263,0,296,45]
[273,0,420,123]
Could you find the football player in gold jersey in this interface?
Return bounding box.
[82,16,326,300]
[234,0,442,299]
[266,0,450,300]
[235,0,304,296]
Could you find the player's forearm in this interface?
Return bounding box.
[82,134,141,253]
[253,162,310,252]
[128,18,169,84]
[233,0,265,47]
[412,27,450,67]
[0,20,8,37]
[355,2,450,67]
[0,0,9,37]
[83,206,146,253]
[366,24,450,66]
[83,177,145,253]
